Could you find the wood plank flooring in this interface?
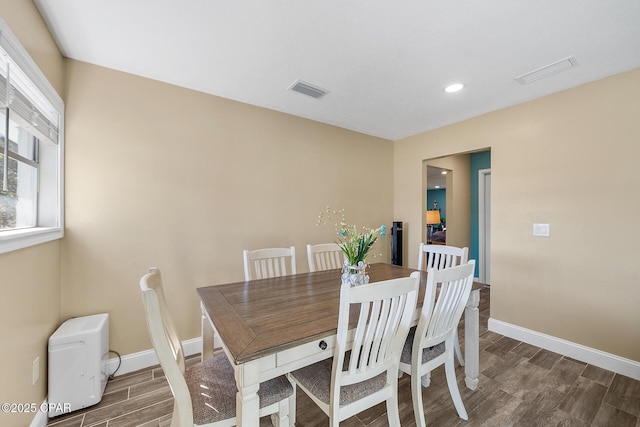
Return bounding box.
[47,287,640,426]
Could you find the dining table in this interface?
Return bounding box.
[197,263,483,426]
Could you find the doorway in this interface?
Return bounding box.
[423,155,470,250]
[424,150,490,278]
[426,165,449,244]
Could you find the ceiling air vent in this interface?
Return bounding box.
[289,80,328,99]
[515,56,578,85]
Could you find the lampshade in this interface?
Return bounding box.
[426,210,441,225]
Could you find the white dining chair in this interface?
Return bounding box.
[139,267,295,426]
[417,242,469,271]
[306,243,344,272]
[399,261,475,427]
[289,272,419,426]
[417,242,469,366]
[243,247,296,281]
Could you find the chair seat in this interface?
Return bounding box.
[290,352,386,406]
[187,353,294,424]
[400,326,446,365]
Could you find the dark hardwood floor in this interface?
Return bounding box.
[47,287,640,426]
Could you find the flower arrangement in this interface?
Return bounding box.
[316,207,387,267]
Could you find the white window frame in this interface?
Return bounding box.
[0,18,64,254]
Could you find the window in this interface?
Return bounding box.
[0,19,64,254]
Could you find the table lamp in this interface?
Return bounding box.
[426,210,441,244]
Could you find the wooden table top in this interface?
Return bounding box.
[197,263,482,365]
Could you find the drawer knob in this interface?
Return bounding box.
[319,340,327,350]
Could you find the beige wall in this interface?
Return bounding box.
[0,1,65,426]
[395,68,640,361]
[61,59,394,355]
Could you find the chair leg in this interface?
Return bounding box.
[270,413,280,427]
[270,384,295,427]
[444,358,468,420]
[288,380,296,426]
[170,401,181,427]
[271,398,291,427]
[411,370,427,427]
[454,330,465,366]
[386,391,401,427]
[421,371,431,387]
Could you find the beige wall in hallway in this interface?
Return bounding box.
[394,68,640,361]
[61,59,394,356]
[0,1,65,426]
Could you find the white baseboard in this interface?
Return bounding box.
[488,318,640,381]
[106,336,203,377]
[29,401,48,427]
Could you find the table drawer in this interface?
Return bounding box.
[277,336,335,366]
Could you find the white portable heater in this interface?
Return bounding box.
[48,313,109,418]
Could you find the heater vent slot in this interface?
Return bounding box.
[289,80,328,99]
[515,56,578,84]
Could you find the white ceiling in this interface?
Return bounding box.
[34,0,640,141]
[427,166,448,191]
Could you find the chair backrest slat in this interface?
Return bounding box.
[243,246,296,280]
[307,243,344,272]
[419,261,475,349]
[139,268,193,426]
[418,243,469,272]
[333,272,419,390]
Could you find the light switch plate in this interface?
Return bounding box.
[533,223,550,237]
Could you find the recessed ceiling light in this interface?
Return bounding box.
[444,83,464,93]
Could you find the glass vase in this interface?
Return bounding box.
[341,260,369,287]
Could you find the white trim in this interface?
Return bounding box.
[0,19,64,110]
[478,168,491,284]
[29,401,48,427]
[0,227,63,254]
[0,18,65,253]
[488,318,640,380]
[106,337,203,377]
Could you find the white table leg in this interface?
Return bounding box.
[236,363,261,426]
[200,302,214,361]
[464,289,480,390]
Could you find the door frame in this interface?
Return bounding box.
[478,168,491,284]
